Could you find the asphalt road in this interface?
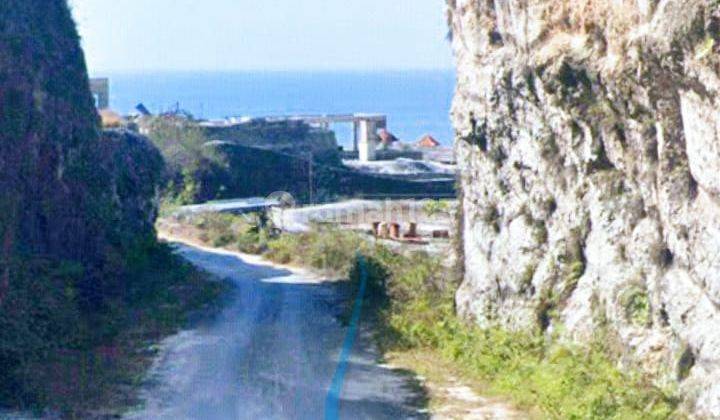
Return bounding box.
[125,244,425,420]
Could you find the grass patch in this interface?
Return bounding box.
[185,212,271,254]
[423,200,452,217]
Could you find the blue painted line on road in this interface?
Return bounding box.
[325,255,369,420]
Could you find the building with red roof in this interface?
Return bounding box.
[378,129,399,146]
[417,134,440,148]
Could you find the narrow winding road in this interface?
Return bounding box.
[125,243,425,420]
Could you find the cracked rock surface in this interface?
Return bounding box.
[447,0,720,415]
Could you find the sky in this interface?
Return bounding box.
[68,0,454,73]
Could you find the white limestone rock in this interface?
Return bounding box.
[447,0,720,415]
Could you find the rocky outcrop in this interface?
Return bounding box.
[202,120,342,165]
[448,0,720,415]
[97,130,165,248]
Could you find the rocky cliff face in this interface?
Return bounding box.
[0,0,162,273]
[0,0,163,403]
[0,0,102,265]
[448,0,720,415]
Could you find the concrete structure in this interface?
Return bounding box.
[406,223,418,238]
[175,197,281,216]
[202,113,387,162]
[357,119,379,162]
[89,78,109,109]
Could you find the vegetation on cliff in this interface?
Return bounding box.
[145,116,220,204]
[365,255,679,419]
[447,0,720,414]
[0,1,225,415]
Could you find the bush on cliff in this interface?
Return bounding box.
[145,116,224,204]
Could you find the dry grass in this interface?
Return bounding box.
[386,349,528,419]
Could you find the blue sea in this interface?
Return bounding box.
[101,70,456,147]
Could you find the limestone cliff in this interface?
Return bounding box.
[448,0,720,415]
[0,0,101,265]
[0,0,163,267]
[0,0,163,405]
[0,0,162,279]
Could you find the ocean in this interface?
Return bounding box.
[100,70,456,147]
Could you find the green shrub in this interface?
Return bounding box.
[621,288,651,327]
[564,260,586,295]
[533,220,549,244]
[0,242,226,416]
[190,212,265,251]
[360,248,679,419]
[236,230,267,254]
[266,234,302,265]
[520,263,537,293]
[265,229,367,275]
[423,200,451,217]
[145,116,223,204]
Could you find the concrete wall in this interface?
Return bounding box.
[89,78,109,109]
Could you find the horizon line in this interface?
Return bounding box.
[87,67,456,76]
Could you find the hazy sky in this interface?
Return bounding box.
[69,0,454,73]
